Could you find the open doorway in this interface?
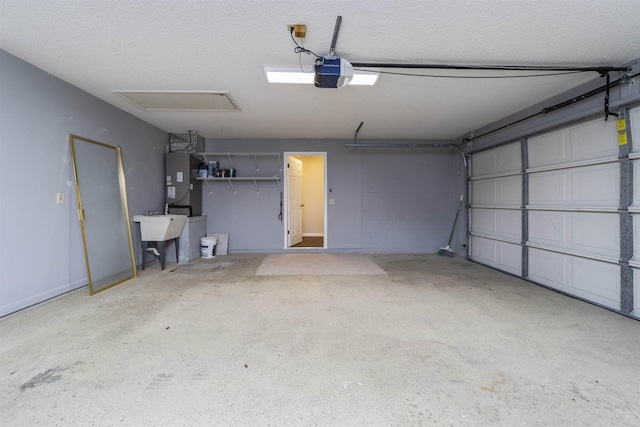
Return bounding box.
[284,152,327,249]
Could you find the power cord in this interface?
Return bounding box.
[290,27,323,65]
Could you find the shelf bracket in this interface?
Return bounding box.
[203,177,212,194]
[227,178,236,194]
[254,154,260,172]
[253,179,260,194]
[277,153,282,171]
[227,153,234,168]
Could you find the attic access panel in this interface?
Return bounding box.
[113,91,240,111]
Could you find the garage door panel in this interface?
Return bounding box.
[529,172,566,203]
[529,211,618,259]
[471,179,495,205]
[528,131,566,168]
[571,213,619,258]
[471,116,626,315]
[471,175,522,205]
[632,214,640,262]
[633,269,640,317]
[572,258,620,304]
[529,248,620,310]
[630,107,640,156]
[632,160,640,205]
[471,235,497,266]
[572,164,619,204]
[529,248,566,288]
[569,119,618,160]
[528,118,617,168]
[471,236,521,276]
[472,142,521,176]
[529,211,566,243]
[529,163,619,207]
[471,208,521,241]
[637,282,640,317]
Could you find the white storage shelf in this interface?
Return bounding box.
[196,176,280,181]
[199,151,281,172]
[196,152,282,193]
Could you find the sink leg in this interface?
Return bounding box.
[141,241,148,270]
[158,241,166,270]
[175,237,180,264]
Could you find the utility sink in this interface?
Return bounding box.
[133,214,188,270]
[133,214,187,241]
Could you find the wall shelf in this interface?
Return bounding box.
[199,152,280,156]
[196,176,280,181]
[197,176,281,193]
[197,152,282,194]
[198,152,282,172]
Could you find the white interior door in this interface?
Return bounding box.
[287,156,303,246]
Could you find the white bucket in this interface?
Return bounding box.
[200,237,217,258]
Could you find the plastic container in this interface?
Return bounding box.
[200,237,217,258]
[207,161,218,177]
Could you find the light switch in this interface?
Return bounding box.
[57,193,64,204]
[329,198,335,205]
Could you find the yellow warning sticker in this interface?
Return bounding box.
[617,119,627,131]
[618,132,628,146]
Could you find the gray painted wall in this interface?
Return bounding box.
[202,139,466,253]
[0,50,168,317]
[0,48,476,317]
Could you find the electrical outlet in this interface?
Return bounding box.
[286,24,306,38]
[294,24,306,38]
[57,193,64,204]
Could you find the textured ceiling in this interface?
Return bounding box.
[1,0,639,140]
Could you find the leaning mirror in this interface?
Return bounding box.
[70,135,136,294]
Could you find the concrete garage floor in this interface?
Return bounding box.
[1,254,639,426]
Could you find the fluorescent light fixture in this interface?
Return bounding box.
[264,67,378,86]
[348,72,380,85]
[265,67,315,84]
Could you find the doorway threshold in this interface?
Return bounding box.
[292,236,324,248]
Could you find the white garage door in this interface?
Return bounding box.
[527,118,620,309]
[629,107,640,317]
[469,142,522,276]
[470,109,638,318]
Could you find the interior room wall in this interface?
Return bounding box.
[300,155,325,236]
[0,50,168,317]
[360,146,467,252]
[201,140,362,251]
[202,139,465,253]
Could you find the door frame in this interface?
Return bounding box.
[283,152,327,249]
[69,134,137,295]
